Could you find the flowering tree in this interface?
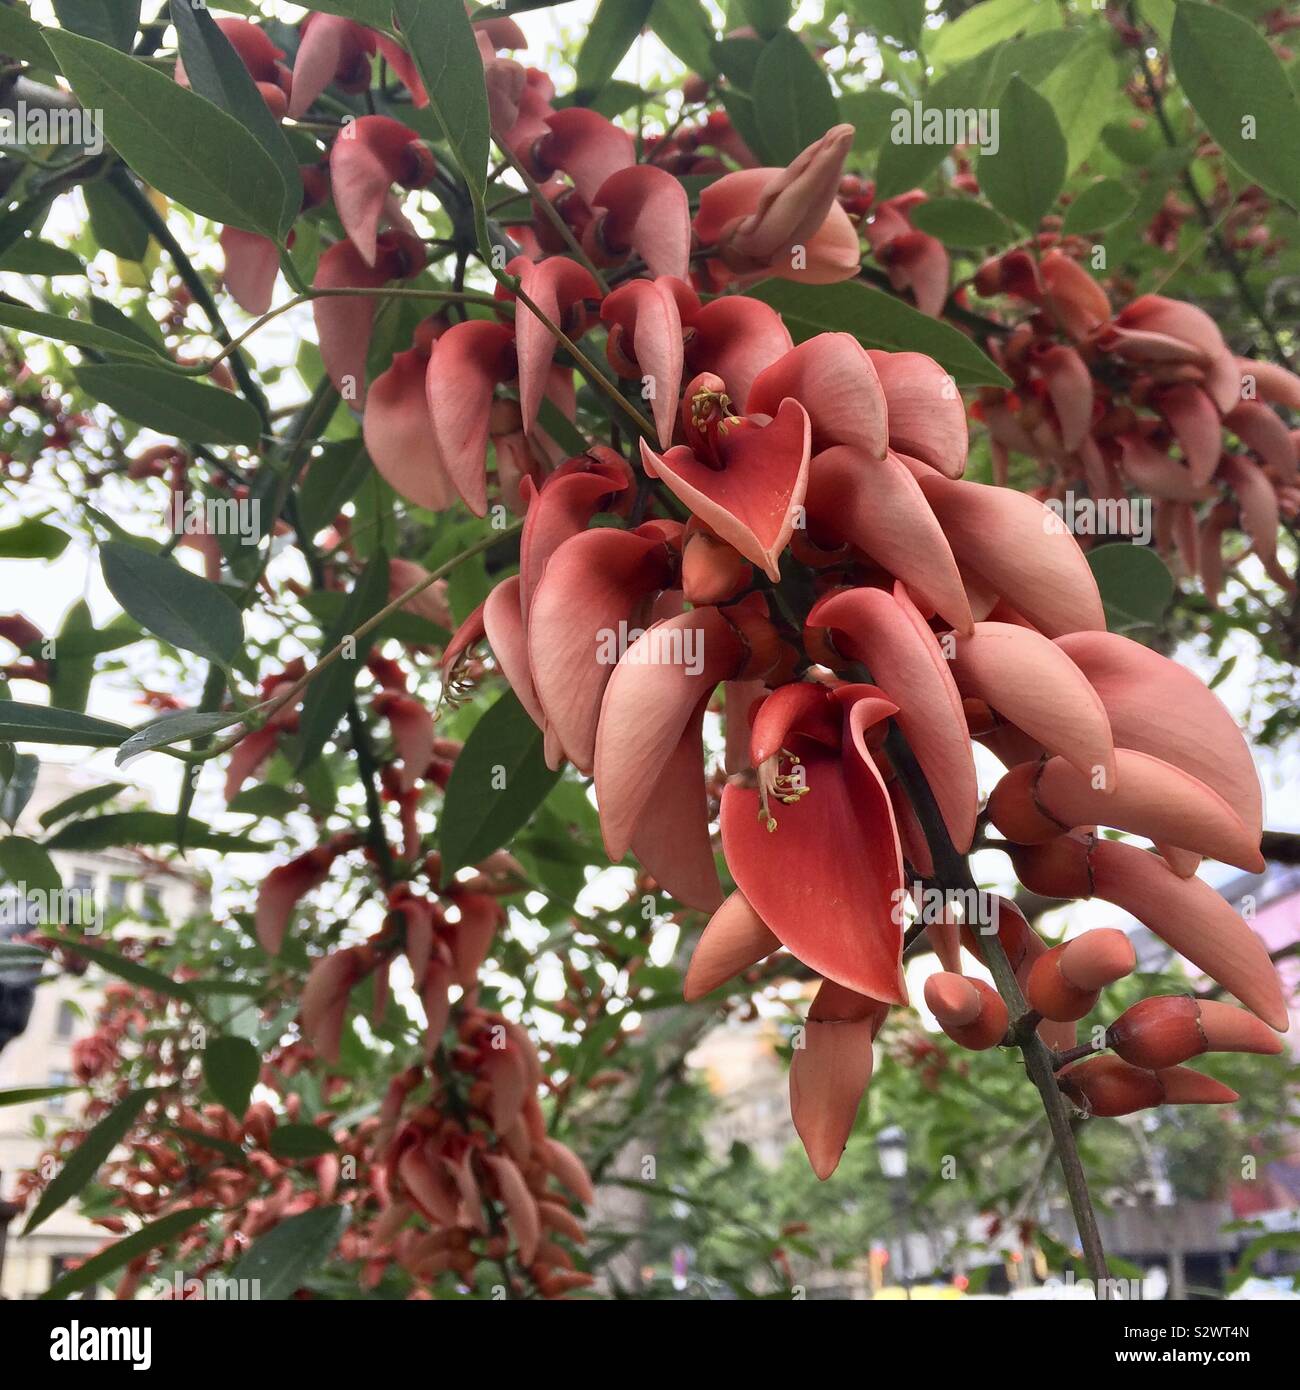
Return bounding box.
[1,0,1298,1301]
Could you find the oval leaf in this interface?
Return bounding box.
[576,0,656,98]
[439,689,561,884]
[101,542,244,665]
[1062,178,1138,234]
[908,197,1011,248]
[203,1036,260,1117]
[45,30,289,239]
[393,0,490,198]
[1171,1,1300,205]
[1088,544,1175,633]
[168,0,301,239]
[752,29,841,165]
[978,75,1066,229]
[228,1204,350,1298]
[269,1124,339,1160]
[0,835,62,896]
[75,363,261,446]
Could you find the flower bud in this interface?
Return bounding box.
[1057,1055,1165,1117]
[924,972,1008,1051]
[1025,929,1135,1022]
[1007,835,1093,899]
[1106,995,1283,1070]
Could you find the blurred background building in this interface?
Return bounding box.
[0,762,206,1298]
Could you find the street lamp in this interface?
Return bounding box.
[877,1125,908,1181]
[876,1126,912,1292]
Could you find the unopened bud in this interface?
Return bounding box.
[1107,995,1282,1070]
[924,972,1008,1051]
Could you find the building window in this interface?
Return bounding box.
[72,870,95,894]
[142,884,164,922]
[108,878,129,911]
[55,1001,77,1040]
[47,1070,71,1112]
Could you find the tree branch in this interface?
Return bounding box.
[878,713,1113,1294]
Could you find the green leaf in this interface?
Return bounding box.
[44,810,261,854]
[294,0,390,23]
[1088,544,1175,632]
[0,239,83,276]
[0,1085,84,1108]
[1063,178,1138,234]
[41,1207,214,1301]
[576,0,655,97]
[1037,33,1119,174]
[711,35,765,91]
[0,300,165,360]
[101,542,244,665]
[439,689,561,884]
[0,516,71,559]
[83,178,150,261]
[48,598,99,712]
[228,1205,350,1298]
[874,59,986,198]
[839,90,907,154]
[204,1037,260,1117]
[38,782,127,829]
[750,278,1011,387]
[0,751,38,828]
[0,4,55,66]
[741,0,791,39]
[908,198,1011,248]
[116,710,248,766]
[849,0,926,51]
[52,0,140,51]
[45,30,289,239]
[24,1088,159,1235]
[978,75,1066,229]
[269,1124,338,1160]
[0,835,62,897]
[1138,0,1177,43]
[929,0,1059,69]
[36,937,195,1001]
[168,0,301,239]
[228,784,299,818]
[298,436,372,539]
[650,0,717,78]
[1171,1,1300,205]
[297,551,389,769]
[751,30,840,165]
[393,0,490,199]
[980,27,1084,96]
[0,702,128,748]
[90,298,166,354]
[75,363,261,445]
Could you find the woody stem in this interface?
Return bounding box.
[881,720,1113,1296]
